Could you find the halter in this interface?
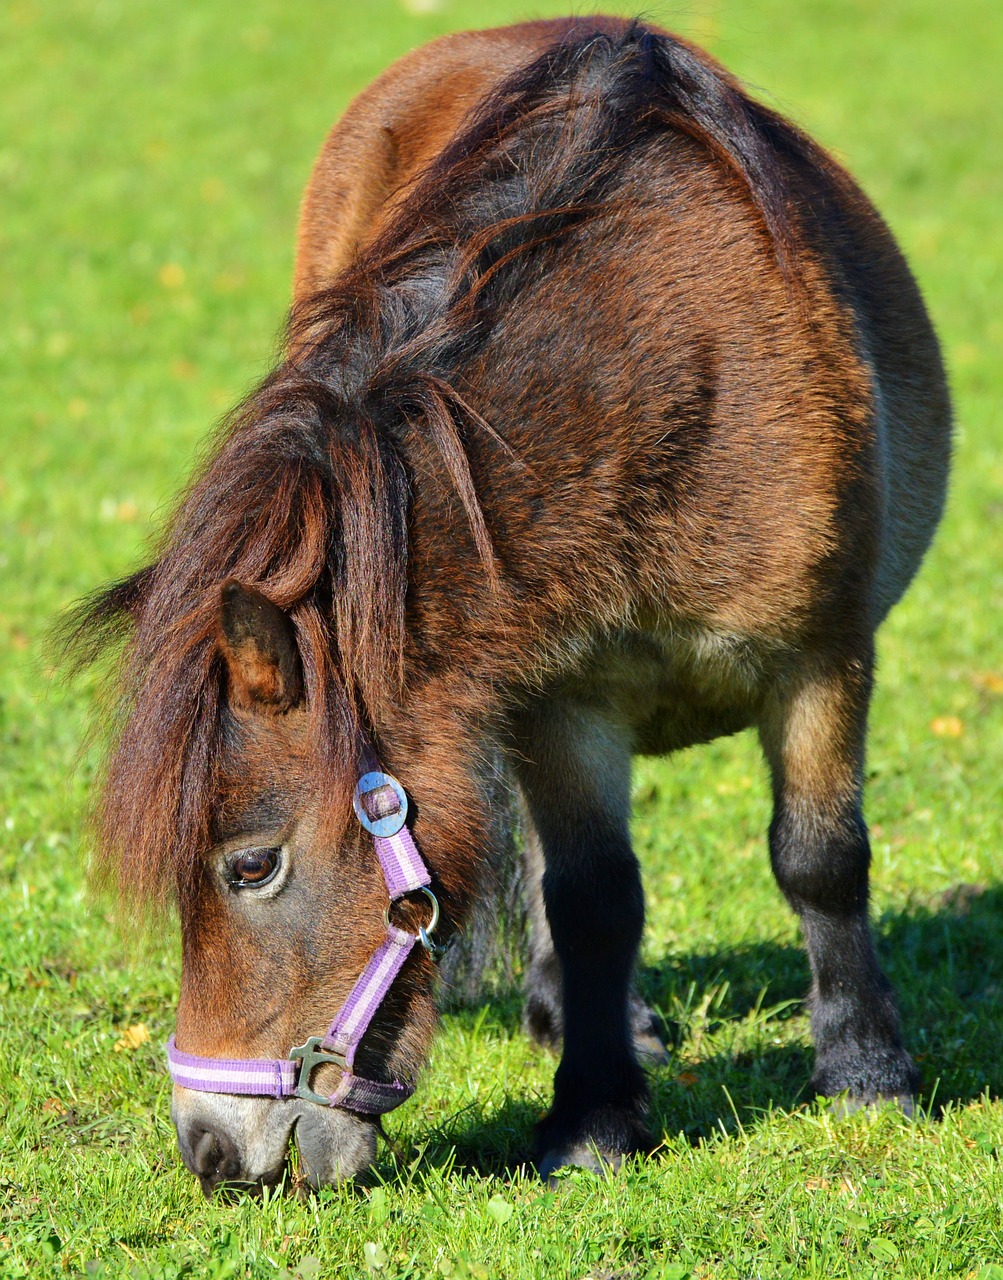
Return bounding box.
[166,769,446,1115]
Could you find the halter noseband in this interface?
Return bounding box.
[166,769,446,1115]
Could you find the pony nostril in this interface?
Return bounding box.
[192,1126,242,1186]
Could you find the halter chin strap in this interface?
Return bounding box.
[166,770,444,1115]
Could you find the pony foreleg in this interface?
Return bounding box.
[519,791,668,1063]
[513,705,653,1178]
[759,652,919,1109]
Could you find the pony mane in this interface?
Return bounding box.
[69,23,817,902]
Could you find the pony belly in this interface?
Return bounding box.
[560,625,772,757]
[633,697,755,757]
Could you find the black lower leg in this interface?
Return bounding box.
[512,704,653,1172]
[770,791,918,1102]
[535,822,652,1162]
[520,800,666,1062]
[762,653,917,1104]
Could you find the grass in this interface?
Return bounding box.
[1,0,1002,1276]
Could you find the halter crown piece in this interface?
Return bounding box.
[166,768,444,1115]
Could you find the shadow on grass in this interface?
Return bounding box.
[395,882,1003,1179]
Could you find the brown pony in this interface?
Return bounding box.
[76,17,950,1192]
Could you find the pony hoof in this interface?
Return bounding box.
[538,1142,623,1184]
[522,998,562,1054]
[633,1028,670,1066]
[628,997,670,1065]
[535,1108,653,1184]
[829,1092,916,1119]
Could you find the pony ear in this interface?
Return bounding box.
[217,580,303,711]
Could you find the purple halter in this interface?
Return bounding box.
[166,770,445,1115]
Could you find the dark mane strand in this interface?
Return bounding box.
[56,564,157,671]
[293,23,812,369]
[72,23,819,903]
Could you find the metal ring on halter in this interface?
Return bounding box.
[353,771,408,837]
[418,922,451,961]
[384,885,444,955]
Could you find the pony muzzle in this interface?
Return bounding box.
[171,1084,379,1194]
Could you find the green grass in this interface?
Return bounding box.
[2,0,1002,1276]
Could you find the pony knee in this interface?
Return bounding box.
[543,852,644,962]
[769,804,871,916]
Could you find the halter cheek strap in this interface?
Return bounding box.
[166,771,443,1115]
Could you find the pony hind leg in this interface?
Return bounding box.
[519,791,668,1063]
[512,703,654,1178]
[759,649,919,1109]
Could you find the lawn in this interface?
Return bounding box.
[1,0,1002,1276]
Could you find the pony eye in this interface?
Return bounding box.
[228,846,281,888]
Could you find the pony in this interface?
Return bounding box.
[74,17,951,1192]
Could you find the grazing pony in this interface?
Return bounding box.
[76,18,950,1192]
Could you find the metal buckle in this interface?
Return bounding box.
[383,885,450,960]
[353,771,408,837]
[289,1035,349,1105]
